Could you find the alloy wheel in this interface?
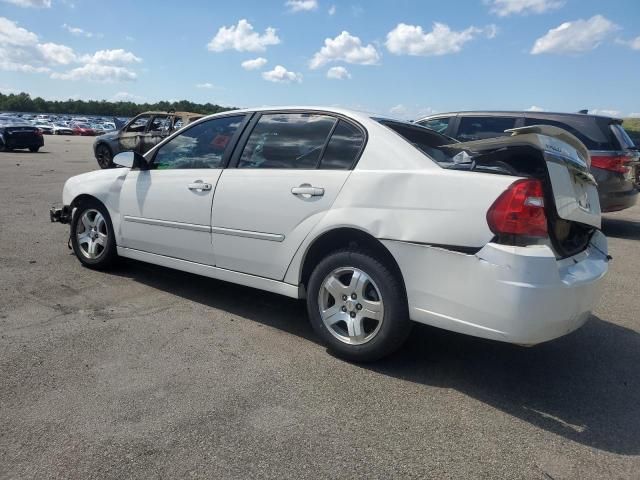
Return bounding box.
[76,209,108,259]
[318,267,384,345]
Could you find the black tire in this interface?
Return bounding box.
[307,249,412,362]
[70,200,117,270]
[95,143,113,169]
[29,146,40,152]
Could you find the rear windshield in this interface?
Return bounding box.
[377,119,456,165]
[524,116,617,150]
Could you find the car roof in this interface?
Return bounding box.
[417,110,621,122]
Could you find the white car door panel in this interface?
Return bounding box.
[118,114,248,264]
[119,169,220,264]
[211,169,350,279]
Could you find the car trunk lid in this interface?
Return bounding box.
[444,124,601,230]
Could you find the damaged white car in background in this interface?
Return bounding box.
[50,107,609,361]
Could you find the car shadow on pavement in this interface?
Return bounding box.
[108,259,640,456]
[601,217,640,240]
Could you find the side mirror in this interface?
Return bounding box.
[113,151,147,169]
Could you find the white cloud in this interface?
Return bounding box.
[617,36,640,51]
[389,104,437,120]
[527,105,545,111]
[207,19,280,52]
[590,109,622,118]
[112,91,144,102]
[1,0,51,7]
[37,42,76,64]
[328,5,336,15]
[262,65,302,83]
[488,0,564,17]
[195,82,214,89]
[0,17,39,46]
[386,22,496,56]
[51,63,137,82]
[531,15,619,55]
[285,0,317,12]
[628,113,640,118]
[241,57,268,70]
[310,31,380,69]
[62,23,99,38]
[83,49,141,64]
[326,66,350,79]
[0,17,142,82]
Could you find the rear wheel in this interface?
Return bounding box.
[70,200,117,269]
[29,146,40,152]
[95,143,113,169]
[307,249,411,362]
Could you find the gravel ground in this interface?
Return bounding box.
[1,135,639,479]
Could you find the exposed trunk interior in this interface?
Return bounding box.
[446,145,595,257]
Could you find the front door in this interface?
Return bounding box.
[119,114,151,154]
[211,112,366,280]
[119,114,248,264]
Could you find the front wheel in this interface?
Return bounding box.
[95,144,113,169]
[307,249,412,362]
[70,200,117,269]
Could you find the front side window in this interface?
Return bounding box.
[148,115,172,134]
[238,113,336,169]
[126,114,151,133]
[319,120,365,170]
[418,117,451,134]
[152,115,245,170]
[457,116,517,141]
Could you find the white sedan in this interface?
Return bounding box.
[50,107,608,361]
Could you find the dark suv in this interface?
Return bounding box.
[416,111,639,212]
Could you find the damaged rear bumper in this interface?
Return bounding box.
[382,231,609,345]
[50,205,71,224]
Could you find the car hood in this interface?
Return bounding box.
[96,130,119,142]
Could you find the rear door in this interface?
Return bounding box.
[211,112,366,280]
[119,114,248,264]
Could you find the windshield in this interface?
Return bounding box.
[377,119,459,165]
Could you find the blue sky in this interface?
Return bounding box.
[1,0,639,118]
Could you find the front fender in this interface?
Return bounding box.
[62,169,130,241]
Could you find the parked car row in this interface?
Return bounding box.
[417,110,639,212]
[51,106,610,361]
[0,112,119,138]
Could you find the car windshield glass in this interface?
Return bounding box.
[377,119,458,166]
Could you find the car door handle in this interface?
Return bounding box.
[188,182,212,191]
[291,185,324,196]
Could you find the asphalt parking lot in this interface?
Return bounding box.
[1,135,639,479]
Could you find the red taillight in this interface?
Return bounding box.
[487,179,548,237]
[591,155,631,174]
[35,129,43,136]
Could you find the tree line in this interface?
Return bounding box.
[0,91,235,117]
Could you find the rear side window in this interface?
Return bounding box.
[418,117,451,134]
[319,120,364,170]
[611,123,636,149]
[524,117,616,150]
[458,116,517,141]
[238,113,336,169]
